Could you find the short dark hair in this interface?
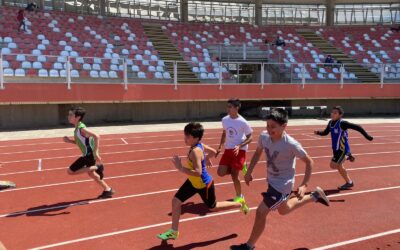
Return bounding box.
[332,106,344,115]
[266,108,288,125]
[227,98,241,108]
[184,122,204,140]
[69,106,86,121]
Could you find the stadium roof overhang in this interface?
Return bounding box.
[197,0,399,5]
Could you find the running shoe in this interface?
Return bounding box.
[157,229,179,240]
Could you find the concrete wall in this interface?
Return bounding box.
[0,104,59,129]
[0,99,399,130]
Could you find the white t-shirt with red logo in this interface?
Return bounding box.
[222,115,253,151]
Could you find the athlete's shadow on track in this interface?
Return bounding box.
[323,189,346,203]
[148,233,237,250]
[168,202,210,217]
[6,198,96,217]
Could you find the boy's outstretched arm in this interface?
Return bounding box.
[203,144,217,168]
[244,144,263,186]
[216,130,226,157]
[314,123,330,136]
[234,133,252,156]
[63,136,75,144]
[203,144,217,158]
[340,121,373,141]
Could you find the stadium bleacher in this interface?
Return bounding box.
[1,6,399,82]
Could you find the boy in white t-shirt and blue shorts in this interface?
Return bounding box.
[217,99,253,204]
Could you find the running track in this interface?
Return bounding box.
[0,124,399,250]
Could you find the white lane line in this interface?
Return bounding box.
[29,186,400,249]
[2,138,400,165]
[328,185,400,197]
[120,138,128,145]
[29,208,249,250]
[312,228,400,250]
[1,127,399,151]
[0,138,217,156]
[0,128,302,148]
[2,163,399,216]
[1,149,400,177]
[302,134,321,140]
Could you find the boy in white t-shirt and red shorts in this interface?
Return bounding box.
[217,99,253,204]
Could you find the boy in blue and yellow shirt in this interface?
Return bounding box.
[157,122,249,240]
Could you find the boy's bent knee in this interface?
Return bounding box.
[277,204,290,215]
[89,170,101,179]
[330,162,339,169]
[217,166,228,176]
[172,197,182,207]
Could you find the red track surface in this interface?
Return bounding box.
[0,124,399,249]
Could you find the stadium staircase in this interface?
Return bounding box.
[143,24,199,83]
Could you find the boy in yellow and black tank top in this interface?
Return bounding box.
[157,122,249,241]
[63,106,114,199]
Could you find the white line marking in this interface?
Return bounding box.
[29,208,245,250]
[312,228,400,250]
[30,186,400,249]
[302,134,321,140]
[328,185,400,197]
[0,138,217,156]
[0,168,179,193]
[121,138,128,145]
[1,128,399,153]
[3,187,179,219]
[1,148,400,178]
[2,163,399,216]
[0,167,64,176]
[314,150,400,159]
[38,159,42,171]
[2,139,399,165]
[4,124,399,148]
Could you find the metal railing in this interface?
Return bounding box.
[262,5,326,25]
[188,1,255,24]
[105,0,181,20]
[262,4,400,25]
[0,53,399,90]
[335,4,400,25]
[2,1,399,25]
[208,43,271,62]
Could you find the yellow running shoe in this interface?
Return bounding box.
[234,195,249,215]
[239,198,249,215]
[242,163,248,176]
